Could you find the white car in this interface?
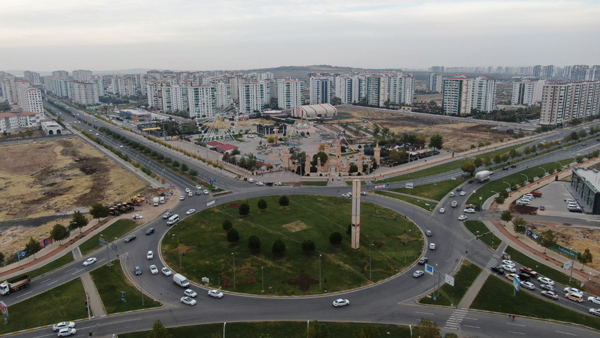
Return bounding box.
[186,209,196,215]
[537,277,554,285]
[449,192,455,197]
[439,208,445,214]
[458,215,468,221]
[203,190,209,195]
[588,296,600,305]
[429,243,436,250]
[256,181,264,186]
[521,281,536,290]
[413,270,424,278]
[464,208,475,214]
[163,212,173,219]
[147,251,154,260]
[274,182,282,186]
[133,214,143,220]
[590,308,600,317]
[149,265,158,275]
[502,264,516,272]
[161,267,173,276]
[196,185,202,190]
[502,260,515,267]
[332,298,350,307]
[564,287,582,294]
[180,195,185,201]
[184,289,198,298]
[53,322,76,332]
[208,289,224,299]
[185,188,191,193]
[57,328,77,337]
[361,191,367,196]
[83,257,97,266]
[459,191,466,196]
[180,296,197,306]
[516,199,530,205]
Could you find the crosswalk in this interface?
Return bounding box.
[485,254,500,270]
[444,309,468,330]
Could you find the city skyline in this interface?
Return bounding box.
[1,0,599,72]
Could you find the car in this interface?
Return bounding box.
[163,212,173,219]
[541,290,559,300]
[505,273,519,281]
[468,180,474,184]
[456,187,463,191]
[439,208,445,214]
[502,265,516,272]
[53,322,76,332]
[208,289,224,298]
[133,214,143,220]
[361,191,367,196]
[540,283,556,291]
[83,257,97,266]
[521,281,535,290]
[516,199,530,205]
[425,230,432,237]
[588,296,600,305]
[196,190,202,195]
[147,251,154,260]
[135,266,142,275]
[185,188,191,193]
[519,267,538,276]
[145,228,155,235]
[196,185,202,190]
[124,235,136,243]
[184,289,198,298]
[464,208,475,214]
[449,192,455,197]
[341,193,349,198]
[180,195,185,201]
[565,198,576,204]
[413,270,425,278]
[458,215,468,221]
[161,267,173,276]
[511,164,517,168]
[565,292,584,303]
[333,298,350,307]
[429,243,436,250]
[517,273,530,281]
[418,257,428,265]
[567,202,579,208]
[569,207,583,213]
[274,182,282,186]
[186,209,196,215]
[502,260,515,267]
[564,287,582,294]
[188,192,193,197]
[57,328,77,337]
[149,265,159,275]
[522,194,534,199]
[181,296,197,306]
[119,145,123,148]
[459,191,466,196]
[491,266,504,274]
[590,308,600,317]
[502,166,509,170]
[204,190,209,195]
[256,181,264,186]
[539,205,545,211]
[537,277,554,285]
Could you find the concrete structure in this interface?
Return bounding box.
[571,167,600,214]
[23,71,41,86]
[334,75,360,104]
[214,144,238,154]
[309,76,332,105]
[351,180,361,250]
[238,82,269,114]
[52,70,69,79]
[0,111,41,133]
[16,81,44,114]
[388,74,414,105]
[276,79,302,109]
[41,121,63,135]
[72,70,93,82]
[256,123,287,136]
[442,75,496,115]
[540,81,600,125]
[366,75,387,107]
[511,80,545,106]
[291,104,337,119]
[119,109,152,123]
[427,73,443,93]
[45,78,100,105]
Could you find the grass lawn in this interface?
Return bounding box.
[390,178,466,201]
[505,246,578,287]
[89,259,161,314]
[0,278,87,334]
[119,321,411,338]
[463,221,501,250]
[79,219,138,256]
[375,191,436,211]
[162,195,423,295]
[466,159,573,205]
[470,274,600,330]
[304,181,329,186]
[419,260,482,306]
[12,252,74,281]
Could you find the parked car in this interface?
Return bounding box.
[180,296,197,306]
[133,214,143,220]
[333,298,350,307]
[208,289,224,298]
[516,199,530,205]
[464,208,475,214]
[274,182,283,186]
[539,205,545,211]
[256,181,264,186]
[541,290,559,300]
[83,257,97,266]
[418,257,428,265]
[413,270,424,278]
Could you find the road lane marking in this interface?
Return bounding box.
[47,280,59,286]
[556,331,577,336]
[16,291,32,298]
[507,331,525,335]
[415,311,434,315]
[463,325,480,329]
[506,323,525,327]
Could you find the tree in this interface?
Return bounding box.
[461,161,476,176]
[279,196,289,207]
[493,154,502,164]
[301,240,316,254]
[513,217,527,234]
[180,163,188,172]
[272,239,286,257]
[501,210,512,225]
[258,199,267,211]
[0,252,4,266]
[353,326,379,338]
[307,320,330,338]
[172,160,180,168]
[25,237,41,259]
[577,249,593,271]
[222,220,233,231]
[482,156,492,166]
[89,203,110,220]
[539,230,557,253]
[50,224,69,245]
[71,210,89,233]
[248,235,261,254]
[329,232,342,245]
[148,319,171,338]
[239,203,250,216]
[227,228,240,243]
[473,157,483,168]
[414,318,441,338]
[429,134,444,150]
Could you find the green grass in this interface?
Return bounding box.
[375,191,436,211]
[505,246,577,287]
[79,219,138,255]
[118,321,411,338]
[380,142,531,183]
[12,252,74,281]
[0,278,87,334]
[304,181,329,186]
[390,178,467,201]
[89,259,161,313]
[346,180,367,185]
[463,221,501,250]
[162,195,423,295]
[471,274,600,330]
[466,159,573,205]
[419,260,482,306]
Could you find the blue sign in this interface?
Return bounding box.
[526,229,539,241]
[425,264,434,275]
[513,277,521,292]
[17,251,27,260]
[210,178,217,186]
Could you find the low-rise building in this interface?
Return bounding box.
[0,111,41,133]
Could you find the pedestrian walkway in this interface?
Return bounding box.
[444,309,468,330]
[80,272,106,318]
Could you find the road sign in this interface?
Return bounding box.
[0,301,7,315]
[445,274,455,287]
[513,276,520,292]
[99,237,106,246]
[563,260,573,271]
[425,264,434,275]
[405,183,414,189]
[210,178,217,186]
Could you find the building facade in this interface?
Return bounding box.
[238,82,269,114]
[388,74,414,105]
[309,76,332,105]
[0,111,41,132]
[427,73,443,93]
[442,76,496,115]
[511,80,545,106]
[276,79,302,109]
[540,81,600,125]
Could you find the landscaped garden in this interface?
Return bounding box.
[419,260,482,306]
[162,195,423,295]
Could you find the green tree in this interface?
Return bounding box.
[71,210,89,234]
[279,196,289,207]
[25,237,41,259]
[180,162,188,172]
[429,134,444,150]
[239,203,250,216]
[272,239,286,257]
[461,161,476,176]
[222,220,233,231]
[539,230,557,253]
[577,249,593,271]
[248,235,261,254]
[329,232,342,245]
[353,326,379,338]
[50,224,69,245]
[258,199,267,211]
[307,320,330,338]
[0,252,5,266]
[473,157,483,168]
[227,228,240,243]
[301,240,316,254]
[414,318,441,338]
[372,125,380,136]
[172,160,180,168]
[89,203,110,220]
[148,319,171,338]
[513,217,527,234]
[501,210,512,225]
[482,156,492,167]
[189,169,197,176]
[493,154,502,164]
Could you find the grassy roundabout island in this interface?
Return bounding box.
[162,195,423,295]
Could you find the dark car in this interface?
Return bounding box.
[518,273,531,281]
[456,187,463,191]
[520,267,538,277]
[124,235,136,243]
[134,266,142,275]
[511,164,517,168]
[468,180,474,184]
[502,167,509,170]
[491,266,505,274]
[266,182,274,186]
[418,257,428,265]
[474,205,481,211]
[145,228,155,235]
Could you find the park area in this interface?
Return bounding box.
[162,195,423,295]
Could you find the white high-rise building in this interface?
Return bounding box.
[334,75,360,104]
[427,73,443,93]
[16,80,44,114]
[442,75,496,115]
[72,70,93,82]
[540,81,600,125]
[511,80,545,106]
[161,85,188,113]
[366,75,387,107]
[309,76,332,105]
[239,82,269,114]
[68,81,100,105]
[23,71,41,86]
[388,74,414,105]
[1,74,18,104]
[188,85,216,118]
[276,79,302,109]
[52,70,69,79]
[470,77,496,112]
[91,76,105,97]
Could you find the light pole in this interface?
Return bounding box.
[319,254,322,290]
[503,181,511,190]
[521,173,529,184]
[369,243,374,280]
[231,253,236,289]
[172,234,181,268]
[479,196,482,220]
[261,266,264,293]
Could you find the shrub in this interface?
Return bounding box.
[222,220,233,231]
[239,203,250,216]
[279,196,289,207]
[258,199,267,211]
[329,232,342,245]
[272,239,286,257]
[248,235,261,254]
[227,228,240,243]
[301,240,316,254]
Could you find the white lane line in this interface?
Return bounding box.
[464,317,478,320]
[507,331,525,335]
[415,311,434,315]
[506,323,525,327]
[16,291,32,298]
[47,280,59,286]
[463,325,480,329]
[555,331,577,336]
[64,268,75,273]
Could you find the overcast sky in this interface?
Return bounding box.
[1,0,599,72]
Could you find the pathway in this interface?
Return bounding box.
[80,271,107,318]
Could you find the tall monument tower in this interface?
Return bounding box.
[351,179,361,249]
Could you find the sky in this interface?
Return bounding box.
[1,0,599,72]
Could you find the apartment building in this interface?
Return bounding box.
[366,75,387,107]
[239,82,269,114]
[334,75,360,104]
[0,111,41,133]
[44,77,99,105]
[72,70,93,82]
[511,80,545,106]
[442,76,496,115]
[276,79,302,109]
[23,71,41,86]
[388,74,414,105]
[540,81,600,125]
[427,73,443,93]
[309,76,332,105]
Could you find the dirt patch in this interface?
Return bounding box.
[287,273,319,291]
[509,203,538,215]
[282,221,309,232]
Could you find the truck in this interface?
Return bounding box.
[159,196,165,204]
[173,273,190,288]
[530,191,542,198]
[153,197,159,207]
[475,170,491,183]
[0,275,31,295]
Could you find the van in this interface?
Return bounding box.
[173,273,190,288]
[248,178,254,183]
[167,214,179,226]
[159,196,165,204]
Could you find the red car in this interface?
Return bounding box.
[520,267,538,277]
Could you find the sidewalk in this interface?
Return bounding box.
[81,271,107,317]
[457,270,490,309]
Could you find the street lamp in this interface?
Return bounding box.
[479,196,482,220]
[231,253,236,289]
[319,254,322,290]
[503,181,511,190]
[172,234,181,268]
[521,173,529,183]
[261,266,264,293]
[369,243,374,280]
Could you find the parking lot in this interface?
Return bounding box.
[525,181,592,220]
